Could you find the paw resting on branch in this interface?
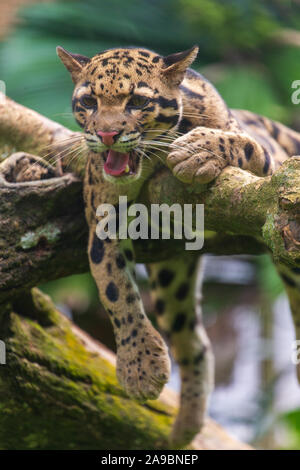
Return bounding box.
[2,95,299,449]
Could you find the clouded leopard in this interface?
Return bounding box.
[53,44,300,447]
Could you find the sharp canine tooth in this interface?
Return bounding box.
[125,164,130,173]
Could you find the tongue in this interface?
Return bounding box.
[104,150,129,176]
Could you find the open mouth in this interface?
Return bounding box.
[103,149,140,177]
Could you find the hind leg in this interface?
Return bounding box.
[147,254,214,447]
[276,263,300,382]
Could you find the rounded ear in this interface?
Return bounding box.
[56,46,90,83]
[161,45,199,86]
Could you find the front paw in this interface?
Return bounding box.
[116,325,171,402]
[168,149,227,184]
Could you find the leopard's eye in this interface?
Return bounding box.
[81,95,97,109]
[127,95,150,110]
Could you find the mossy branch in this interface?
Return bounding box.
[0,95,299,296]
[3,95,298,450]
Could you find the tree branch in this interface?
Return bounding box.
[1,95,299,301]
